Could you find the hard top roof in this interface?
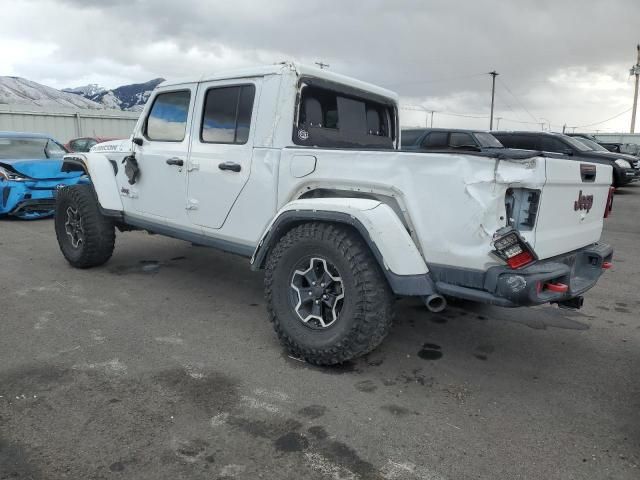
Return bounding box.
[159,62,399,103]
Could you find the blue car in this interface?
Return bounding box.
[0,132,87,219]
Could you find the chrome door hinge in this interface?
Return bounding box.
[187,161,200,172]
[186,198,199,210]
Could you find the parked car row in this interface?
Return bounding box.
[0,132,89,219]
[0,133,122,219]
[402,128,640,189]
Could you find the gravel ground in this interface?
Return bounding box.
[0,187,638,480]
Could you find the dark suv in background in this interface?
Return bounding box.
[402,128,505,153]
[493,131,639,188]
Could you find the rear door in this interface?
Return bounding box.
[186,80,260,229]
[534,159,612,259]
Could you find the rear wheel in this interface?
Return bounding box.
[55,185,115,268]
[265,222,394,365]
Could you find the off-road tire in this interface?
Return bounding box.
[265,222,394,365]
[55,185,115,268]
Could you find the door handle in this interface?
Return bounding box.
[166,157,184,166]
[218,161,241,173]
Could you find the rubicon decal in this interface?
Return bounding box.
[574,190,594,213]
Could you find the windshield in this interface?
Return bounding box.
[0,137,67,160]
[562,135,591,152]
[474,132,504,148]
[573,137,609,152]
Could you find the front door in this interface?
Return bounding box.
[132,85,197,225]
[186,79,260,229]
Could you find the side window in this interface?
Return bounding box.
[494,134,540,150]
[449,132,476,147]
[421,132,448,148]
[540,137,566,153]
[145,90,191,142]
[85,139,98,150]
[511,135,539,150]
[201,85,256,144]
[294,84,394,149]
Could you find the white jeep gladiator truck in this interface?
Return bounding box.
[56,62,614,365]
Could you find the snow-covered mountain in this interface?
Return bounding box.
[61,84,106,98]
[66,78,165,111]
[0,76,104,109]
[0,76,165,111]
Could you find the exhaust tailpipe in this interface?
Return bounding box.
[424,294,447,313]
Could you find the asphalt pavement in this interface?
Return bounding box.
[1,187,639,480]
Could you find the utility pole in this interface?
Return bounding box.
[427,110,435,128]
[315,61,330,69]
[489,71,499,130]
[496,117,502,129]
[562,124,567,134]
[630,44,640,133]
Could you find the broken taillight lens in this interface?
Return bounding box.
[492,228,537,269]
[604,186,615,218]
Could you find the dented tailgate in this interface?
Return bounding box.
[534,160,612,259]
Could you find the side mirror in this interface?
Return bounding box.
[563,149,573,156]
[132,137,144,146]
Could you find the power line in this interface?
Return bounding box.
[569,107,633,129]
[401,104,489,120]
[497,77,539,123]
[385,73,486,88]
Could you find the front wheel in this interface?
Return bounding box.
[55,185,115,268]
[264,222,394,365]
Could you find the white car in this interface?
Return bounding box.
[56,62,615,365]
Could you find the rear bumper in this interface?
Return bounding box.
[432,243,613,307]
[0,177,85,219]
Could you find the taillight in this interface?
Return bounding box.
[604,186,615,218]
[492,227,537,269]
[507,251,535,269]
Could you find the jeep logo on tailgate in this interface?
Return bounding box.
[574,190,594,213]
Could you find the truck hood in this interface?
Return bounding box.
[580,151,638,163]
[0,158,82,180]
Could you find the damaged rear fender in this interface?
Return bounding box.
[251,198,429,284]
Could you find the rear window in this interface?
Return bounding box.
[200,85,255,144]
[145,90,191,142]
[294,84,395,149]
[0,137,66,159]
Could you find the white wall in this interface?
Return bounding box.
[593,133,640,145]
[0,105,139,143]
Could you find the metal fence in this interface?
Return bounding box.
[0,105,140,143]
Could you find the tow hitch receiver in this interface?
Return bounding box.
[554,296,584,310]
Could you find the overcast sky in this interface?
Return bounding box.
[1,0,639,132]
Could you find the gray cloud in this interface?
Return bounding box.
[2,0,639,131]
